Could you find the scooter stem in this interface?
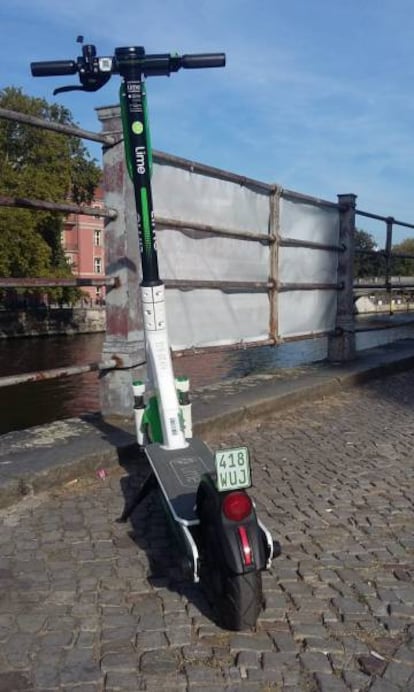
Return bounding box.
[117,49,188,450]
[142,284,187,449]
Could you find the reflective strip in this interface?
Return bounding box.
[237,526,253,567]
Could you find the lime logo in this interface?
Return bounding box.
[132,121,144,135]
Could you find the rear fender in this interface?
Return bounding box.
[196,475,267,575]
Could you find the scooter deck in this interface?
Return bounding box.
[145,438,216,526]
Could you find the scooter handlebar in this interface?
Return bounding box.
[30,47,226,87]
[31,60,78,77]
[181,53,226,69]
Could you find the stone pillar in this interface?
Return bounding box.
[97,105,146,419]
[328,193,357,362]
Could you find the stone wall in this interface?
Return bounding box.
[0,307,105,338]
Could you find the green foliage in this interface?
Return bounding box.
[0,87,101,302]
[391,238,414,276]
[353,228,384,278]
[0,209,51,277]
[354,229,414,279]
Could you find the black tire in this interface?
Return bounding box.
[199,527,263,630]
[196,479,263,630]
[219,569,263,631]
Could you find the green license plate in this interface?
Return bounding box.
[215,446,251,492]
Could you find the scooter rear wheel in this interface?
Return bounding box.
[199,529,263,630]
[218,568,263,631]
[197,480,264,630]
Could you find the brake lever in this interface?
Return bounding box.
[55,85,85,95]
[53,73,111,96]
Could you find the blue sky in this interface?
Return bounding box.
[2,0,414,244]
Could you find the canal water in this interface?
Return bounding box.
[0,334,103,434]
[0,317,413,434]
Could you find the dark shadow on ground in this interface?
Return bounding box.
[82,413,218,625]
[117,455,217,625]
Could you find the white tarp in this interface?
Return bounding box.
[145,162,341,348]
[278,291,338,338]
[157,229,268,282]
[153,161,272,348]
[165,289,270,350]
[278,197,339,338]
[153,162,270,232]
[279,197,340,243]
[279,248,337,284]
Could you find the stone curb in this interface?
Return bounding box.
[0,418,137,510]
[1,341,414,509]
[192,349,414,438]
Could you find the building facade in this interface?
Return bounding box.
[62,188,105,305]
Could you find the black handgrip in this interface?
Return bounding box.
[181,53,225,69]
[31,60,78,77]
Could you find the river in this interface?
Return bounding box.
[1,315,413,434]
[0,334,103,434]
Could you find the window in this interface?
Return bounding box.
[94,229,102,246]
[95,286,104,306]
[94,257,102,274]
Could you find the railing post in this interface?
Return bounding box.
[268,185,280,343]
[328,193,357,362]
[97,106,145,419]
[385,217,394,313]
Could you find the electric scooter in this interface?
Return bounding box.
[31,38,281,630]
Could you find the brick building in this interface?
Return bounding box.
[62,188,105,305]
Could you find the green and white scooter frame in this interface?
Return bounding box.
[120,75,189,451]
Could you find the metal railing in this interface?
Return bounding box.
[0,193,116,219]
[354,209,414,332]
[0,107,120,391]
[2,104,414,419]
[0,106,114,145]
[354,209,414,330]
[0,108,117,297]
[355,209,414,292]
[149,152,345,348]
[0,277,116,288]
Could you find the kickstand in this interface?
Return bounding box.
[116,471,158,523]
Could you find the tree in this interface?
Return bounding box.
[391,238,414,277]
[0,87,101,302]
[353,228,383,279]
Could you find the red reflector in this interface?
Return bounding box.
[222,491,252,521]
[238,525,253,566]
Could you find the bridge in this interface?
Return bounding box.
[2,104,414,413]
[354,276,414,298]
[1,104,414,690]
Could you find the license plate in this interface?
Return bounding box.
[215,447,251,492]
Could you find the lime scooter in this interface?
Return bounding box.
[31,39,280,630]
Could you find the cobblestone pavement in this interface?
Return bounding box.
[1,370,414,691]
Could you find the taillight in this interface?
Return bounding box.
[222,491,252,521]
